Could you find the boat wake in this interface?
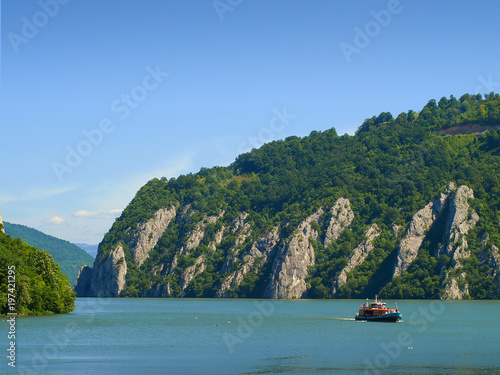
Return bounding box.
[331,317,356,321]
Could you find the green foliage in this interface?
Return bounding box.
[3,222,94,285]
[96,93,500,299]
[0,231,76,315]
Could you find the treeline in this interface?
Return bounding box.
[3,222,94,285]
[98,93,500,299]
[0,230,76,315]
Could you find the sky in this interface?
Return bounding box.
[1,0,500,245]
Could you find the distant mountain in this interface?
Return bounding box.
[3,222,94,285]
[75,243,99,258]
[75,93,500,300]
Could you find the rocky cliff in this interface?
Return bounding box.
[73,93,500,300]
[264,208,323,299]
[0,209,4,233]
[128,205,177,266]
[480,244,500,297]
[392,183,456,278]
[89,244,127,297]
[332,223,380,297]
[440,185,479,299]
[75,180,493,300]
[216,226,280,297]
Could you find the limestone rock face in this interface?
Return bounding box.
[438,186,479,299]
[265,208,323,299]
[90,244,128,297]
[216,226,280,298]
[179,256,206,297]
[332,224,381,296]
[480,245,500,297]
[73,265,92,297]
[182,211,224,254]
[130,206,177,266]
[442,272,470,300]
[392,183,456,278]
[324,198,354,247]
[438,185,479,266]
[480,245,500,271]
[220,213,252,274]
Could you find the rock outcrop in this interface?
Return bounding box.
[438,185,479,266]
[0,209,4,233]
[89,244,128,297]
[220,213,252,274]
[480,245,500,297]
[182,211,224,254]
[265,209,323,299]
[179,256,206,297]
[129,206,177,266]
[392,183,456,278]
[73,265,92,297]
[216,226,280,297]
[324,198,354,247]
[442,271,470,300]
[438,185,479,299]
[332,224,380,296]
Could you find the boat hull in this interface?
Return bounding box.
[355,312,402,322]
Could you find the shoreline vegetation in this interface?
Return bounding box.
[0,227,76,317]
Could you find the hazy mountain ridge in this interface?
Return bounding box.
[76,93,500,299]
[4,222,94,285]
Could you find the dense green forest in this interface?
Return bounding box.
[0,228,76,315]
[4,222,94,285]
[86,93,500,299]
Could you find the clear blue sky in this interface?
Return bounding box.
[1,0,500,244]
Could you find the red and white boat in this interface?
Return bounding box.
[355,296,402,322]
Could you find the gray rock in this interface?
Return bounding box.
[179,256,206,297]
[438,185,479,266]
[392,183,456,278]
[442,271,469,300]
[332,223,380,296]
[324,198,354,247]
[265,208,324,299]
[216,226,280,298]
[90,244,128,297]
[438,185,479,299]
[130,206,177,266]
[73,265,92,297]
[220,213,252,274]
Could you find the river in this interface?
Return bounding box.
[2,298,500,374]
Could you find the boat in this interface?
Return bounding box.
[355,296,402,322]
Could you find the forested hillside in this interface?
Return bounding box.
[0,229,76,315]
[76,93,500,300]
[4,222,94,285]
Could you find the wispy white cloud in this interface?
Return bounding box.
[0,186,75,203]
[48,216,66,225]
[73,209,122,218]
[0,194,16,203]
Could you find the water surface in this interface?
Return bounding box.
[2,298,499,374]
